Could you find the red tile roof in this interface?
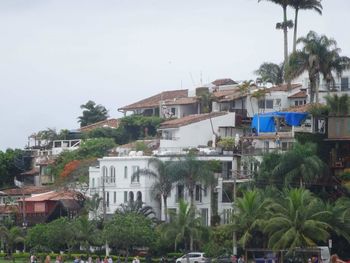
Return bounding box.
[159,112,228,129]
[20,168,39,176]
[288,91,307,98]
[21,190,79,202]
[284,103,324,113]
[212,79,237,86]
[118,90,188,111]
[0,186,49,196]
[79,118,119,132]
[164,97,198,106]
[269,83,302,92]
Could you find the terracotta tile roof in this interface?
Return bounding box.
[212,88,238,99]
[212,79,237,86]
[0,186,49,196]
[118,89,188,111]
[21,190,79,202]
[288,91,307,98]
[163,97,198,106]
[79,118,119,132]
[284,103,324,113]
[269,83,302,92]
[159,112,228,129]
[20,168,39,176]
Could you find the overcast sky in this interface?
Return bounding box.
[0,0,349,150]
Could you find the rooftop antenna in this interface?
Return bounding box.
[189,72,196,87]
[200,71,203,86]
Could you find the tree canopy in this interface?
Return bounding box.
[78,100,109,128]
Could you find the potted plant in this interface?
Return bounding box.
[217,137,235,155]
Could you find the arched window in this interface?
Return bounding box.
[129,191,134,202]
[110,166,116,183]
[124,166,128,179]
[102,166,108,183]
[137,191,142,202]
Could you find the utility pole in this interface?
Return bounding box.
[232,168,237,257]
[101,172,109,256]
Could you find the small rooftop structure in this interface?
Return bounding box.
[79,118,119,133]
[269,83,302,92]
[212,78,238,86]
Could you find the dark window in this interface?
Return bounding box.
[266,100,273,109]
[106,192,109,207]
[129,191,134,202]
[341,77,349,91]
[124,191,128,202]
[114,192,116,203]
[195,185,202,202]
[176,185,184,202]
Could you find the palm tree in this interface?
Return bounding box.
[258,0,293,65]
[272,142,324,187]
[238,80,255,116]
[116,201,158,223]
[84,193,103,221]
[254,62,284,85]
[164,199,201,251]
[168,153,215,208]
[325,94,350,116]
[287,31,350,103]
[0,226,25,256]
[232,190,269,248]
[290,0,322,52]
[264,188,331,252]
[132,158,174,222]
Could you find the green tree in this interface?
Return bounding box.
[325,94,350,116]
[104,213,156,263]
[0,226,25,255]
[264,188,331,252]
[78,100,108,127]
[258,0,293,66]
[132,158,174,222]
[119,115,163,141]
[232,190,268,249]
[273,142,324,187]
[0,149,27,188]
[290,0,322,52]
[84,193,103,221]
[254,63,284,85]
[25,224,49,251]
[164,199,202,251]
[287,31,350,103]
[168,154,215,208]
[116,202,158,223]
[256,152,283,187]
[73,215,98,253]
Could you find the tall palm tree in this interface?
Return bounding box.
[254,62,284,85]
[232,190,269,248]
[264,188,331,252]
[258,0,293,65]
[290,0,322,52]
[84,193,103,221]
[272,142,324,187]
[132,158,174,222]
[0,226,25,256]
[168,153,215,208]
[325,94,350,116]
[116,201,158,223]
[287,31,350,103]
[164,199,201,251]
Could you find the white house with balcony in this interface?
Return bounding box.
[157,112,237,154]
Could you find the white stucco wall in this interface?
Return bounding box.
[159,112,236,151]
[88,156,160,217]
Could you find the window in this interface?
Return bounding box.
[129,191,134,202]
[163,130,173,140]
[114,191,116,203]
[106,192,109,207]
[258,99,273,109]
[124,166,128,179]
[341,77,349,91]
[171,107,176,115]
[124,191,128,203]
[203,186,208,197]
[131,166,140,183]
[201,208,208,226]
[266,99,273,109]
[195,185,202,202]
[92,178,95,188]
[137,191,142,202]
[176,185,184,202]
[102,166,108,183]
[110,166,116,183]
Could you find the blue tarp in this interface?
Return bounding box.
[251,112,308,133]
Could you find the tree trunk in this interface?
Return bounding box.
[293,8,299,53]
[283,6,289,66]
[189,187,194,208]
[190,235,194,251]
[310,76,316,104]
[163,195,168,222]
